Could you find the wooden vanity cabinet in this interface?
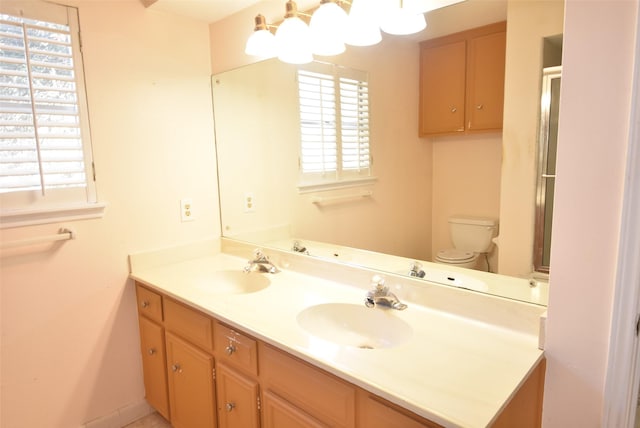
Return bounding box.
[419,21,506,136]
[135,286,169,420]
[134,282,544,428]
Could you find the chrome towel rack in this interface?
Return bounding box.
[1,228,76,249]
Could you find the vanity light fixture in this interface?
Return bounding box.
[244,14,276,58]
[275,1,313,64]
[245,0,430,64]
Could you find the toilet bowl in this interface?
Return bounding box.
[435,216,498,271]
[435,249,479,269]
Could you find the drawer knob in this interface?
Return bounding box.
[171,364,181,373]
[148,348,156,355]
[225,402,236,412]
[141,300,150,308]
[450,106,457,113]
[476,104,484,110]
[225,344,236,356]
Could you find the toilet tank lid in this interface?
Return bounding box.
[449,216,498,226]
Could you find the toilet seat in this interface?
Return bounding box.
[435,249,477,264]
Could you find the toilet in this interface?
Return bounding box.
[435,216,498,270]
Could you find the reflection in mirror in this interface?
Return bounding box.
[535,63,562,274]
[212,0,563,307]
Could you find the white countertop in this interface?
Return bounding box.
[129,245,544,428]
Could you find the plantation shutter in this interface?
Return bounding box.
[298,69,338,177]
[297,63,370,186]
[0,2,95,208]
[339,75,370,173]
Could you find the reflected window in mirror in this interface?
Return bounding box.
[297,63,372,191]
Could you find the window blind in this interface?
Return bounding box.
[297,65,370,184]
[0,12,88,195]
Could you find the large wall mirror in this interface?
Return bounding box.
[212,0,564,306]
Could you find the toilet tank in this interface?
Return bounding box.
[449,216,498,253]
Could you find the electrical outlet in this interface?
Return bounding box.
[244,192,256,213]
[180,198,194,222]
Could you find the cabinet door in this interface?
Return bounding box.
[466,30,506,131]
[262,390,328,428]
[419,40,466,136]
[138,316,170,420]
[165,333,216,428]
[217,364,260,428]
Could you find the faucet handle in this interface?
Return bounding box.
[252,248,265,260]
[371,275,387,291]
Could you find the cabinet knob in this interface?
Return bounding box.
[225,402,236,412]
[171,364,181,373]
[450,106,457,113]
[141,300,150,308]
[148,348,156,355]
[225,344,236,356]
[476,104,484,110]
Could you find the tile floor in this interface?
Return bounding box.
[123,412,171,428]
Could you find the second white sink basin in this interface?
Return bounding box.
[296,303,413,349]
[195,270,270,294]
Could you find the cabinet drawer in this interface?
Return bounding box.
[215,322,258,376]
[136,284,163,323]
[356,391,441,428]
[164,299,213,351]
[260,344,355,427]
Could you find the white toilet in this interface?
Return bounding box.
[434,216,498,270]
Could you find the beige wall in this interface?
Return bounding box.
[499,0,565,276]
[0,2,219,427]
[543,0,638,425]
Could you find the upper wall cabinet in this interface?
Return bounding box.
[419,21,507,137]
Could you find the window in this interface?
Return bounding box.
[0,1,102,227]
[297,63,374,191]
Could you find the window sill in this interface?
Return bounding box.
[297,177,377,194]
[1,202,106,229]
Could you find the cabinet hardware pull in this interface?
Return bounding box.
[225,344,236,355]
[148,348,156,355]
[141,300,150,308]
[171,364,181,373]
[225,402,236,412]
[450,106,457,113]
[476,104,483,110]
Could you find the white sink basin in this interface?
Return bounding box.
[296,303,413,349]
[195,270,270,294]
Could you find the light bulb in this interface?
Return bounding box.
[344,0,382,47]
[245,15,276,58]
[379,4,427,35]
[310,1,348,56]
[275,2,313,64]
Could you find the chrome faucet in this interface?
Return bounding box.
[292,240,309,255]
[243,249,280,274]
[408,261,426,278]
[364,275,407,310]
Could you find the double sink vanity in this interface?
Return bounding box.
[129,239,546,428]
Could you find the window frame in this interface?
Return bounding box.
[0,1,104,228]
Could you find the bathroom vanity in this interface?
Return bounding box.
[129,240,546,428]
